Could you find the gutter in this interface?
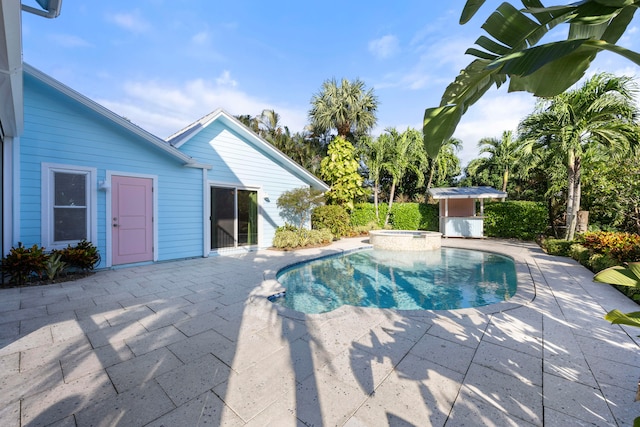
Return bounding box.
[21,0,62,19]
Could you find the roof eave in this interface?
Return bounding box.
[24,63,211,170]
[170,109,329,191]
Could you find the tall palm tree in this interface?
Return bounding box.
[519,73,639,240]
[258,109,284,142]
[426,137,461,190]
[475,131,524,194]
[381,128,426,226]
[360,135,389,223]
[235,114,260,134]
[309,78,378,139]
[423,1,640,160]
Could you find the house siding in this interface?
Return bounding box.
[178,121,312,247]
[19,74,204,266]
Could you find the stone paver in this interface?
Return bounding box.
[0,237,639,426]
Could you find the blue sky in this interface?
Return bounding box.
[22,0,640,166]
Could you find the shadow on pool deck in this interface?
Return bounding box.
[0,237,639,426]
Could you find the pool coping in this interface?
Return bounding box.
[254,238,537,321]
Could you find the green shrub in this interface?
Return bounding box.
[45,252,68,281]
[276,187,324,229]
[542,238,574,256]
[569,243,591,266]
[58,240,101,271]
[579,231,640,263]
[312,205,350,238]
[484,201,547,240]
[417,203,439,231]
[588,253,619,273]
[351,202,438,231]
[350,222,377,236]
[272,227,333,249]
[351,203,387,228]
[1,243,48,286]
[389,203,422,230]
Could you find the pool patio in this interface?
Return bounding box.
[1,237,639,426]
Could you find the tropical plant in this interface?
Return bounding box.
[45,252,67,281]
[475,131,526,194]
[272,227,333,250]
[423,0,640,159]
[519,73,639,240]
[380,128,427,226]
[319,136,367,210]
[58,240,101,271]
[235,114,260,134]
[309,78,378,139]
[594,263,640,327]
[311,205,351,238]
[360,135,390,222]
[276,187,325,229]
[426,137,462,190]
[581,147,640,233]
[1,243,47,286]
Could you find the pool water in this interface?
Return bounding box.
[273,248,517,314]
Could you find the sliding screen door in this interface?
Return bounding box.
[211,187,258,250]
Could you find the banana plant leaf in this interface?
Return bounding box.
[604,309,640,328]
[594,263,640,287]
[424,0,640,156]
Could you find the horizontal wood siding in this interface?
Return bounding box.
[179,122,311,246]
[20,75,204,265]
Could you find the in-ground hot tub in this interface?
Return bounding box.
[369,230,442,251]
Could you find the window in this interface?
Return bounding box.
[42,164,96,249]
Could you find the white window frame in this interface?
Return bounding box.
[41,163,97,250]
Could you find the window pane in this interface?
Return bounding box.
[55,172,86,206]
[54,208,87,241]
[237,190,258,246]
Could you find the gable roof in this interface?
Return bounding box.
[428,186,507,199]
[23,63,211,170]
[167,109,329,191]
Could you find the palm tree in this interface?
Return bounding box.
[258,109,284,142]
[381,128,426,226]
[309,78,378,139]
[423,1,640,159]
[360,135,389,223]
[426,137,461,190]
[519,73,639,240]
[475,131,525,194]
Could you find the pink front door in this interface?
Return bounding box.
[112,176,153,265]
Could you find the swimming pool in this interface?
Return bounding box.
[272,248,517,314]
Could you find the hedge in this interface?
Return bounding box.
[351,201,547,240]
[350,202,438,231]
[483,201,548,240]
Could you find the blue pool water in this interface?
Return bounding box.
[273,248,517,314]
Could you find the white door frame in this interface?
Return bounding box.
[105,171,158,267]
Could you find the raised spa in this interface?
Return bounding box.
[368,229,442,251]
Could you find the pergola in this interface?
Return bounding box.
[428,186,507,238]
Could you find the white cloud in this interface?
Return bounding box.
[215,70,237,87]
[453,91,536,167]
[106,10,151,33]
[368,35,400,59]
[50,34,93,48]
[99,75,308,138]
[191,30,211,45]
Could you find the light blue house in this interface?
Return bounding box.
[2,64,328,268]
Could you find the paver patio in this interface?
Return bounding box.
[1,237,639,426]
